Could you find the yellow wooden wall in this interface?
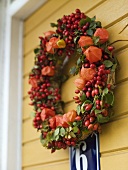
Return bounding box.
[22,0,128,169]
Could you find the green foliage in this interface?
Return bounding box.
[103,60,113,68]
[97,114,109,123]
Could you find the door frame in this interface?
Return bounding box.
[1,1,46,170]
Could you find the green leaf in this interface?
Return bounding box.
[91,16,96,21]
[81,104,85,114]
[91,105,96,112]
[103,60,113,68]
[96,21,102,28]
[50,23,58,27]
[61,24,66,29]
[34,48,40,54]
[105,92,114,106]
[86,29,93,36]
[80,93,86,102]
[47,95,54,99]
[84,100,92,104]
[77,105,81,115]
[111,63,117,72]
[81,100,92,113]
[103,87,109,96]
[79,17,92,27]
[73,122,77,126]
[60,127,65,137]
[95,109,102,115]
[69,66,77,75]
[55,135,59,141]
[77,48,82,53]
[73,126,79,133]
[54,128,60,136]
[79,19,87,27]
[74,36,80,44]
[89,22,96,28]
[97,114,109,123]
[85,16,92,23]
[77,58,81,66]
[70,132,76,138]
[81,55,85,62]
[93,36,100,45]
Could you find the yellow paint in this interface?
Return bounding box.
[23,161,69,170]
[22,140,69,167]
[101,149,128,170]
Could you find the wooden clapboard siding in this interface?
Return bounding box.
[22,0,128,169]
[22,140,69,167]
[87,0,128,28]
[23,160,69,170]
[101,149,128,170]
[116,48,128,83]
[22,97,32,120]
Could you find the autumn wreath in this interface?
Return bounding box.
[28,9,117,153]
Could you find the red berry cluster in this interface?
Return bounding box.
[56,9,88,57]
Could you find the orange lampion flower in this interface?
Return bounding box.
[80,67,96,81]
[49,117,56,129]
[41,66,55,76]
[94,28,109,43]
[46,42,54,54]
[41,108,55,121]
[46,37,59,54]
[44,30,56,38]
[84,46,102,63]
[55,115,69,128]
[78,36,93,47]
[74,77,86,90]
[63,110,77,123]
[29,77,38,88]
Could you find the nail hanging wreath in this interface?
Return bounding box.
[28,9,118,153]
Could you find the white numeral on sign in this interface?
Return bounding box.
[75,141,88,170]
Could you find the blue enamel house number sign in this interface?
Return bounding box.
[70,133,100,170]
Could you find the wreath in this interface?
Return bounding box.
[28,9,118,153]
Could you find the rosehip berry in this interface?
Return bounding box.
[108,46,114,51]
[86,91,90,98]
[71,141,76,146]
[94,88,99,95]
[93,123,99,131]
[91,90,95,97]
[75,116,81,121]
[84,63,90,68]
[96,105,101,110]
[85,104,93,111]
[90,64,96,69]
[75,9,81,13]
[73,96,79,100]
[96,100,100,105]
[75,89,80,94]
[88,124,93,130]
[84,120,90,127]
[66,141,71,146]
[90,116,95,123]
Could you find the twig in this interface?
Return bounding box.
[109,39,128,46]
[119,24,128,34]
